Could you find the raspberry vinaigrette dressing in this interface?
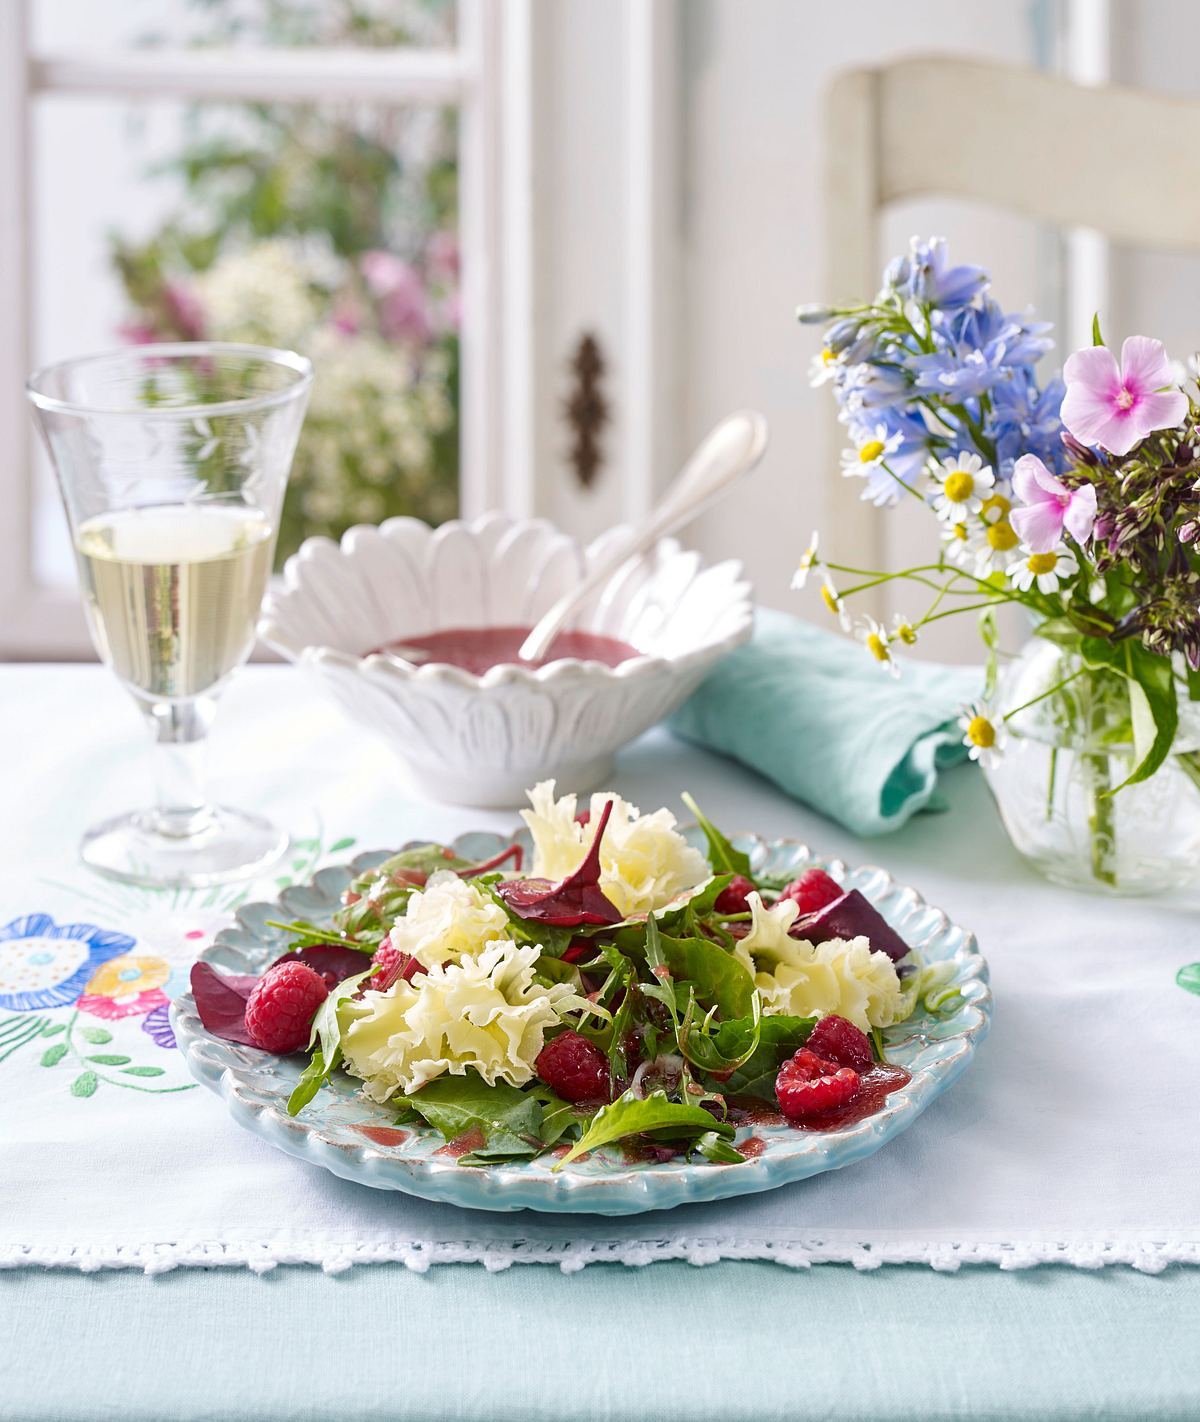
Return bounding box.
[374,625,641,674]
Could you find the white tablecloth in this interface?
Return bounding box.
[1,665,1198,1274]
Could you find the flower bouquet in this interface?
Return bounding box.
[798,238,1200,894]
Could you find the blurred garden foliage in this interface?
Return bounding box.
[112,0,460,563]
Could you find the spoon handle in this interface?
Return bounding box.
[517,410,769,664]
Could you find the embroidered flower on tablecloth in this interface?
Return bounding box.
[77,954,170,1020]
[0,913,134,1012]
[140,1001,177,1049]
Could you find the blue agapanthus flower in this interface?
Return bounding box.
[891,237,988,310]
[0,913,135,1011]
[816,237,1065,503]
[991,370,1068,477]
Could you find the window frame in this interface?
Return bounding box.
[0,0,537,657]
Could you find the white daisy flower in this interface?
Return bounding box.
[820,574,852,631]
[1007,542,1079,595]
[854,616,900,678]
[941,518,975,569]
[973,517,1022,577]
[890,614,919,647]
[791,530,820,590]
[958,703,1006,769]
[931,451,995,523]
[839,424,903,481]
[808,346,841,387]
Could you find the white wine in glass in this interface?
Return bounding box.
[27,343,312,887]
[76,504,274,701]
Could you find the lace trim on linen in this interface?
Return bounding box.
[3,1237,1197,1276]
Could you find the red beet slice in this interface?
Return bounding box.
[790,888,910,963]
[189,961,260,1046]
[496,800,623,927]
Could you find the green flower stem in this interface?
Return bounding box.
[1046,747,1059,822]
[1003,669,1087,723]
[1086,751,1118,887]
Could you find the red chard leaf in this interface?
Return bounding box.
[190,961,259,1046]
[270,943,373,986]
[496,800,623,927]
[456,843,524,877]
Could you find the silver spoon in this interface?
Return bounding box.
[516,409,769,664]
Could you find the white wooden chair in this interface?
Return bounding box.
[823,55,1200,573]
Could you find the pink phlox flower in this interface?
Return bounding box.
[1010,454,1097,553]
[1061,335,1187,456]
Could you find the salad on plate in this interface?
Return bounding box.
[190,784,963,1168]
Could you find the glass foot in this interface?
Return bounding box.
[80,806,288,889]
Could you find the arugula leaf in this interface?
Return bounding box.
[286,968,372,1116]
[682,993,763,1073]
[655,931,755,1020]
[718,1014,816,1099]
[554,1088,733,1169]
[694,1131,745,1164]
[399,1073,548,1161]
[332,844,472,946]
[681,793,752,878]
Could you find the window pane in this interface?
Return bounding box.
[32,0,457,53]
[32,93,461,587]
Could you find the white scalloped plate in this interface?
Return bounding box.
[173,830,991,1215]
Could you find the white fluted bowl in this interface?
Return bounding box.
[258,513,753,806]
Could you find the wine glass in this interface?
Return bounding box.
[27,342,312,888]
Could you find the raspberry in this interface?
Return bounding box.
[778,868,843,917]
[775,1047,860,1120]
[370,943,424,992]
[806,1014,874,1073]
[714,874,756,915]
[535,1030,611,1104]
[243,962,329,1054]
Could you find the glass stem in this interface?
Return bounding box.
[136,695,217,838]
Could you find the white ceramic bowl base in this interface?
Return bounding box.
[259,513,754,806]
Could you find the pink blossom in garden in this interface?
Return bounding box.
[1061,335,1187,456]
[117,318,159,345]
[331,297,363,336]
[163,280,206,340]
[428,229,460,282]
[360,249,431,343]
[1010,454,1097,553]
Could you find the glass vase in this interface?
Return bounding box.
[982,637,1200,895]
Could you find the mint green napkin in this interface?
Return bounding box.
[669,609,983,837]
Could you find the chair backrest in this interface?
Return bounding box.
[822,55,1200,572]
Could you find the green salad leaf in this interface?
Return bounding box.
[681,792,752,878]
[397,1073,578,1164]
[286,968,373,1116]
[655,931,755,1020]
[333,844,472,946]
[717,1014,816,1099]
[694,1130,745,1164]
[555,1088,733,1169]
[682,992,763,1073]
